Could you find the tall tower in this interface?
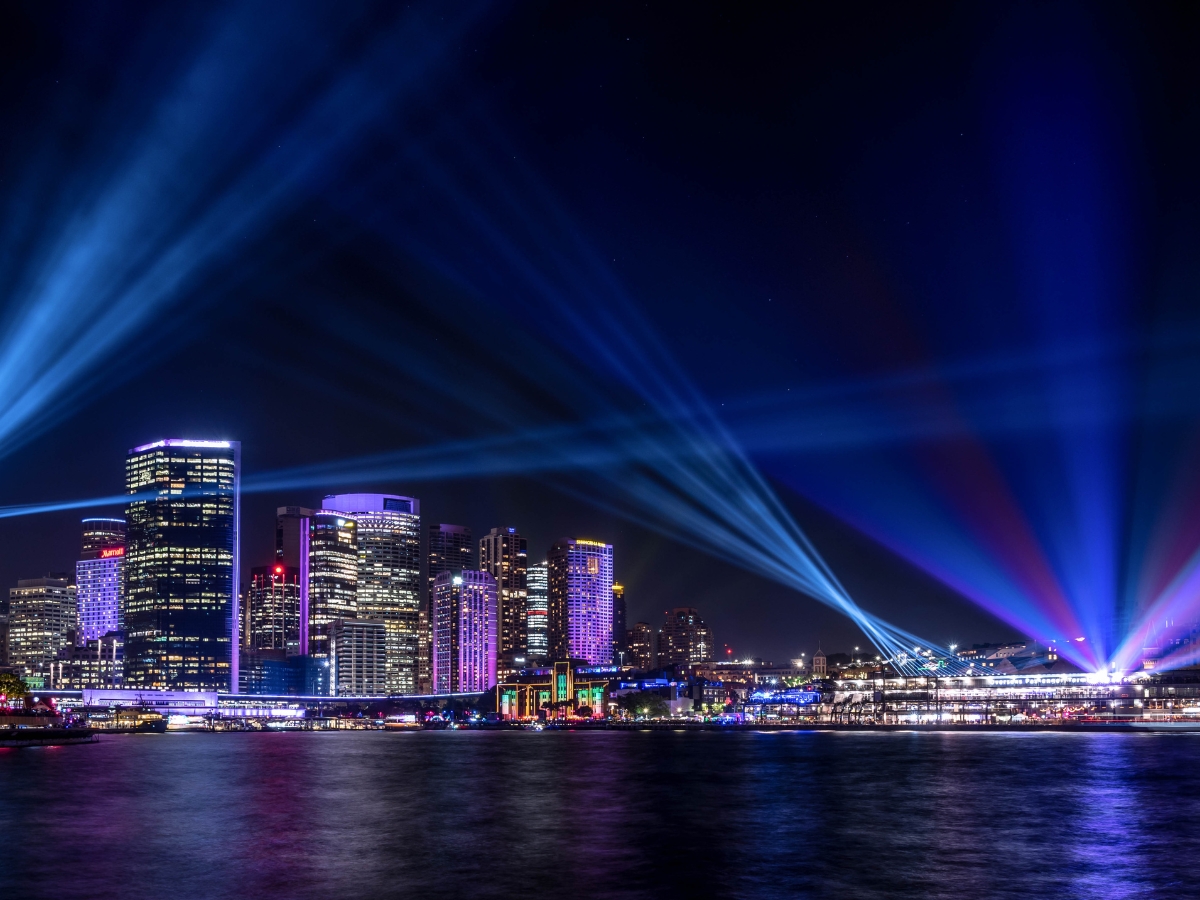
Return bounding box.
[431,570,497,694]
[423,524,472,692]
[427,524,473,597]
[306,511,357,658]
[479,527,527,674]
[247,564,302,655]
[8,576,75,682]
[526,561,549,664]
[548,538,614,665]
[325,493,421,694]
[76,518,125,643]
[124,439,240,692]
[628,621,653,670]
[657,607,714,668]
[612,583,627,665]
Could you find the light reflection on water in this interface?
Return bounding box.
[1,730,1196,899]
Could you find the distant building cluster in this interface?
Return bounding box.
[0,438,725,699]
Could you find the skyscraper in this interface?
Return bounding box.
[432,570,497,694]
[124,439,240,692]
[275,506,315,651]
[612,583,627,665]
[247,565,302,654]
[325,493,421,694]
[656,607,714,668]
[8,577,75,682]
[76,518,125,643]
[423,524,472,692]
[526,561,549,663]
[548,539,614,665]
[307,511,358,658]
[427,524,473,595]
[479,526,527,674]
[628,622,653,670]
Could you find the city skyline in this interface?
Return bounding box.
[2,2,1199,675]
[0,433,1139,674]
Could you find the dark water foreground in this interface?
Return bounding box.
[1,730,1197,899]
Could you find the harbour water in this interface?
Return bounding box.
[1,729,1197,899]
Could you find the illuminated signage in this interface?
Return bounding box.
[99,547,125,558]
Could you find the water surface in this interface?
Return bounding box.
[1,730,1195,898]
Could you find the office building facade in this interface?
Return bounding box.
[48,632,122,689]
[657,607,714,668]
[548,539,614,665]
[307,511,357,658]
[76,518,126,643]
[8,577,76,682]
[628,621,654,670]
[612,583,627,665]
[275,506,314,651]
[329,618,387,697]
[432,570,498,694]
[479,527,528,674]
[247,565,302,655]
[526,561,549,663]
[326,494,421,694]
[124,440,240,692]
[423,524,472,692]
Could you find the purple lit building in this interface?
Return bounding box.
[75,518,126,643]
[432,570,497,694]
[548,539,614,665]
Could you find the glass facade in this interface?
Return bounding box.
[124,439,239,692]
[307,511,357,657]
[479,527,527,673]
[432,570,497,693]
[548,539,614,665]
[526,561,549,662]
[612,583,627,664]
[248,565,302,655]
[325,494,421,694]
[424,524,472,692]
[76,518,126,644]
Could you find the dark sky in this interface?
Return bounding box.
[1,2,1199,665]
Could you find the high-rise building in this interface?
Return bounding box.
[325,493,421,695]
[628,622,653,670]
[247,565,302,655]
[427,524,473,596]
[8,577,76,682]
[417,607,431,694]
[124,439,240,692]
[423,524,472,692]
[329,618,387,697]
[307,511,358,658]
[0,591,8,667]
[656,607,714,668]
[612,583,627,665]
[432,570,497,694]
[526,561,549,664]
[548,539,614,665]
[275,506,315,651]
[76,518,126,644]
[479,527,528,674]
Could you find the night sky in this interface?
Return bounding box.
[2,2,1200,666]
